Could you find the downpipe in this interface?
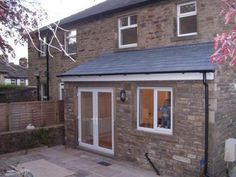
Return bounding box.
[203,72,210,177]
[145,153,160,176]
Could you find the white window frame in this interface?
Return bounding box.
[11,79,17,85]
[137,87,173,135]
[20,79,25,85]
[177,1,197,37]
[65,29,77,55]
[118,15,138,49]
[77,87,114,155]
[59,82,64,100]
[40,37,47,57]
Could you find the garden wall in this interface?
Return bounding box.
[0,124,64,155]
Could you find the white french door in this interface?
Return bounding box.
[78,88,114,155]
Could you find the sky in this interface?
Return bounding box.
[10,0,105,64]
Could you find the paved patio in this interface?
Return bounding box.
[0,146,164,177]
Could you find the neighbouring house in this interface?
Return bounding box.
[28,0,236,177]
[0,58,29,86]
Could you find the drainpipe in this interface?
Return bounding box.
[203,72,209,177]
[46,37,50,101]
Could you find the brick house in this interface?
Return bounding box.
[28,0,236,177]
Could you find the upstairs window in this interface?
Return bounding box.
[65,29,77,55]
[11,79,17,85]
[20,79,25,85]
[118,15,138,48]
[177,1,197,37]
[40,37,47,57]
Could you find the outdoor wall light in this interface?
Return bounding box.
[120,89,126,102]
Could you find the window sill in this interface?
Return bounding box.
[171,34,201,42]
[132,129,178,143]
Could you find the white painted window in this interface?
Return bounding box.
[137,87,173,135]
[118,15,138,48]
[20,79,25,85]
[59,82,64,100]
[177,1,197,37]
[11,79,16,85]
[65,29,77,55]
[41,83,47,101]
[40,37,47,57]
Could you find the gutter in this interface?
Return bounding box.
[59,70,215,78]
[203,72,209,177]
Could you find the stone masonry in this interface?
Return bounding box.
[29,0,224,100]
[28,0,236,177]
[63,81,214,177]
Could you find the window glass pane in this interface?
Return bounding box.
[66,36,77,54]
[81,92,93,145]
[139,89,153,128]
[180,3,196,14]
[66,30,77,54]
[158,91,171,129]
[179,15,197,35]
[20,79,25,85]
[67,30,76,38]
[40,37,46,56]
[121,27,137,45]
[130,15,137,25]
[11,79,16,85]
[120,17,128,27]
[98,92,112,149]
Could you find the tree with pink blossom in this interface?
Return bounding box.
[211,0,236,66]
[0,0,47,61]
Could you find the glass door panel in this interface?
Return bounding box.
[81,92,93,145]
[98,92,112,149]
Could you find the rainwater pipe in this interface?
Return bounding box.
[203,72,209,177]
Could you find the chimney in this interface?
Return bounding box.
[19,58,28,68]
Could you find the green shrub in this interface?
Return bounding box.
[0,84,26,92]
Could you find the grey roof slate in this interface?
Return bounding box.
[0,62,28,78]
[59,0,157,26]
[61,42,215,77]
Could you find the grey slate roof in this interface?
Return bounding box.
[0,62,28,78]
[59,0,157,26]
[61,42,215,77]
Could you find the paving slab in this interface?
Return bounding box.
[0,145,168,177]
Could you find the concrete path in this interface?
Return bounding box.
[0,146,166,177]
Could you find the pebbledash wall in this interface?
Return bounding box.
[28,0,236,177]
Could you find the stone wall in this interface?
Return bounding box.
[0,124,65,155]
[28,0,224,100]
[208,66,236,177]
[64,80,212,177]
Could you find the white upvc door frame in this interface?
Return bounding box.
[78,88,114,155]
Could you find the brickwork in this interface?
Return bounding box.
[28,0,224,101]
